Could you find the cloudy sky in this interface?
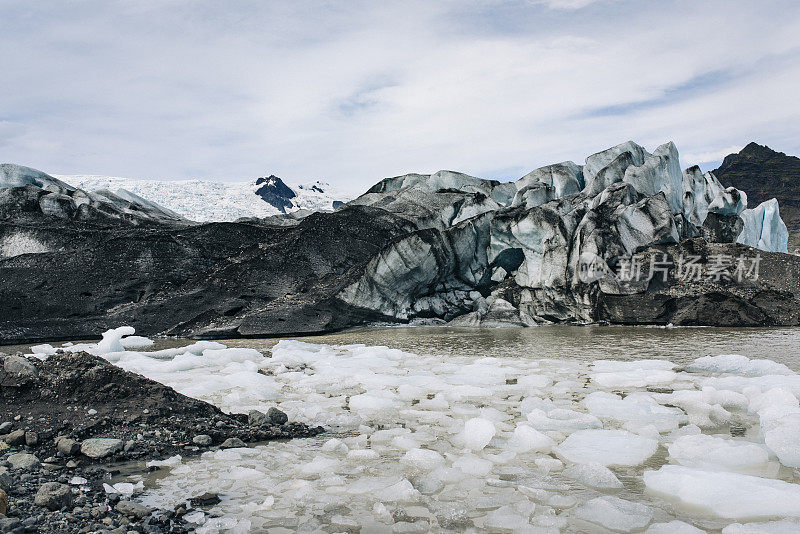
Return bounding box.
[1,0,799,193]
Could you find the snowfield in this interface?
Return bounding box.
[28,328,800,532]
[57,175,349,222]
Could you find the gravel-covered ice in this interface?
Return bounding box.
[31,328,800,532]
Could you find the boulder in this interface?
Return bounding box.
[2,355,36,377]
[7,453,40,470]
[55,437,80,456]
[266,407,288,425]
[80,438,124,459]
[220,437,247,449]
[34,482,73,511]
[192,434,212,446]
[248,410,269,426]
[3,430,25,446]
[115,500,152,519]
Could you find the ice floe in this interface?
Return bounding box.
[28,327,800,532]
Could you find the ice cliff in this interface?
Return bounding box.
[341,141,791,324]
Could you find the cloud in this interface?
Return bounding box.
[531,0,610,10]
[0,0,799,194]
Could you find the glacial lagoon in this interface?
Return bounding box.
[18,326,800,532]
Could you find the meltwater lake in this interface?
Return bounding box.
[13,325,800,533]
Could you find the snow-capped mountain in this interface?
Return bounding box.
[56,174,348,222]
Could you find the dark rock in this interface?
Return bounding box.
[266,407,288,425]
[192,435,212,446]
[0,470,12,493]
[3,431,25,446]
[24,431,37,447]
[220,437,246,449]
[189,493,220,507]
[2,356,36,378]
[55,438,80,456]
[33,482,72,511]
[80,438,123,459]
[7,453,39,471]
[115,500,151,519]
[247,410,269,427]
[0,423,11,434]
[0,516,22,534]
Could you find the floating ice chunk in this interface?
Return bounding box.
[349,393,398,418]
[562,462,623,489]
[119,335,154,348]
[764,419,800,468]
[534,457,563,472]
[526,408,602,432]
[321,438,349,455]
[391,435,421,451]
[585,391,686,432]
[183,510,206,524]
[668,434,773,475]
[571,496,653,533]
[591,368,677,388]
[507,424,555,453]
[29,343,56,355]
[300,455,340,476]
[401,449,445,472]
[644,465,800,520]
[146,455,182,469]
[555,429,658,467]
[750,388,799,414]
[687,354,794,376]
[722,520,800,533]
[592,359,675,372]
[483,505,531,532]
[346,449,379,461]
[95,326,136,354]
[645,520,704,533]
[518,374,552,389]
[452,453,493,476]
[373,479,421,502]
[460,418,496,451]
[656,390,732,429]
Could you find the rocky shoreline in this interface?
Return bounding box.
[0,351,324,533]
